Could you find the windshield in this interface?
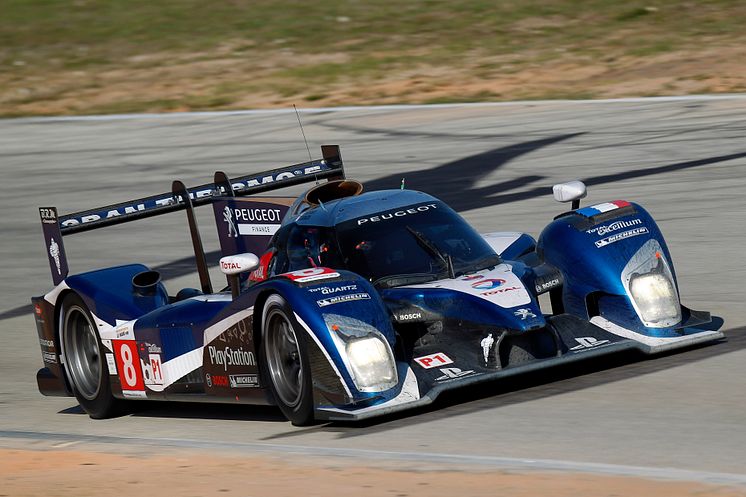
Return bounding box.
[336,200,499,286]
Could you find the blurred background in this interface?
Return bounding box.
[1,0,745,116]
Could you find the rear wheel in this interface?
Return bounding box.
[61,293,124,418]
[261,294,314,425]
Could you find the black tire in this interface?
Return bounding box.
[261,294,315,426]
[60,293,125,419]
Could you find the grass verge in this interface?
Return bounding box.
[1,0,745,115]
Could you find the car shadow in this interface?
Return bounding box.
[363,133,579,212]
[365,146,746,213]
[60,400,287,423]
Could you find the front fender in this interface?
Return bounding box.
[538,201,691,335]
[250,269,400,406]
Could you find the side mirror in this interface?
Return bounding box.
[552,180,587,209]
[219,253,259,298]
[219,253,259,275]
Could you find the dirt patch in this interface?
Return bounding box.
[2,43,745,117]
[1,448,744,497]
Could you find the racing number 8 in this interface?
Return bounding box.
[113,340,144,391]
[120,343,137,386]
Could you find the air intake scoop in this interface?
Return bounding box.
[304,179,363,205]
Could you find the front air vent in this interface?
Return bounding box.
[499,328,558,368]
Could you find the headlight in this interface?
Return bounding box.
[622,239,682,328]
[346,337,397,390]
[629,272,680,325]
[323,314,398,393]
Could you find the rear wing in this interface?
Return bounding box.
[39,145,345,288]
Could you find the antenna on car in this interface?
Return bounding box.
[293,104,317,184]
[400,178,406,189]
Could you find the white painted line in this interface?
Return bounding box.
[1,430,745,486]
[50,440,80,449]
[5,94,746,123]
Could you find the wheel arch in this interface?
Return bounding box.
[250,288,279,363]
[252,287,356,409]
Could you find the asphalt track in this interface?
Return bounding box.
[1,97,745,482]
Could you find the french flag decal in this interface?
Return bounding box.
[576,200,630,217]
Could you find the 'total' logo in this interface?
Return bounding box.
[471,278,505,290]
[414,353,453,369]
[221,261,242,271]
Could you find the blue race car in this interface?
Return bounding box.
[32,145,723,425]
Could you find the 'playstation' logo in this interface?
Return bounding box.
[570,336,610,350]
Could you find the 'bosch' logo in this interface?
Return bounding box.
[471,279,505,290]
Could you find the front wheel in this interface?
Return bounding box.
[61,293,125,418]
[261,294,314,426]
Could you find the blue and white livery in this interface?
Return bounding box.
[31,146,723,425]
